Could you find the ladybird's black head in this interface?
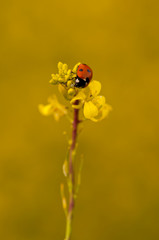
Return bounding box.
[75,77,90,88]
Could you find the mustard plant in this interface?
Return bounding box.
[39,62,112,240]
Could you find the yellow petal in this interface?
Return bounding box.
[88,80,101,97]
[83,101,98,119]
[70,91,86,109]
[38,104,53,116]
[92,96,106,108]
[101,103,112,119]
[91,103,112,122]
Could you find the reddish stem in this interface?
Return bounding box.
[65,101,79,240]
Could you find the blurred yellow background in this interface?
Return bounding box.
[0,0,159,239]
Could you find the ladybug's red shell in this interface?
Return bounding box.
[75,64,93,88]
[77,64,93,81]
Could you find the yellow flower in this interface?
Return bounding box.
[49,62,81,85]
[38,95,67,121]
[70,80,112,122]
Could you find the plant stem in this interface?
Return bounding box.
[65,102,79,240]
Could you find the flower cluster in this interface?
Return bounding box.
[39,95,67,121]
[39,62,112,122]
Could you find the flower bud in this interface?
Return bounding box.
[72,62,81,73]
[67,80,73,88]
[58,62,63,70]
[68,88,76,97]
[58,84,68,98]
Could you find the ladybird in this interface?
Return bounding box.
[75,64,93,88]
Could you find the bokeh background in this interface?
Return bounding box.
[0,0,159,239]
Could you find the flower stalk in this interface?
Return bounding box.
[65,100,79,240]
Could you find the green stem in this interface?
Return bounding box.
[65,103,79,240]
